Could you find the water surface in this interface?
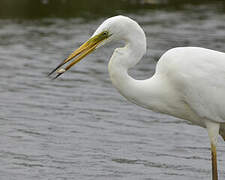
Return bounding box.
[0,2,225,180]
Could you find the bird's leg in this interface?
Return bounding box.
[205,121,220,180]
[211,143,218,180]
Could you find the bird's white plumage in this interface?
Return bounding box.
[92,15,225,140]
[157,47,225,124]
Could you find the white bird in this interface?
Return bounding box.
[48,15,225,180]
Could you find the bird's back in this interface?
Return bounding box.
[156,47,225,125]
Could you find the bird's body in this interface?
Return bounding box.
[111,47,225,126]
[49,15,224,180]
[158,48,225,124]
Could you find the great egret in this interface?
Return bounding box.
[48,15,225,180]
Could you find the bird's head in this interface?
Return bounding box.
[48,15,142,79]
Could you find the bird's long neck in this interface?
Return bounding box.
[108,44,142,105]
[108,30,164,111]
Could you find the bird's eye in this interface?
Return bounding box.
[102,31,108,36]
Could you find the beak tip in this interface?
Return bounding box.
[51,73,63,80]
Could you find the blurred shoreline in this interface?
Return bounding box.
[0,0,224,19]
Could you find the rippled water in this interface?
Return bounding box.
[0,6,225,180]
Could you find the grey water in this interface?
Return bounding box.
[0,2,225,180]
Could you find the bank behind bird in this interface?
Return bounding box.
[48,16,225,180]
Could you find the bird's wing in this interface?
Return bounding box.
[158,47,225,123]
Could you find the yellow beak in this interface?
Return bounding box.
[48,31,110,79]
